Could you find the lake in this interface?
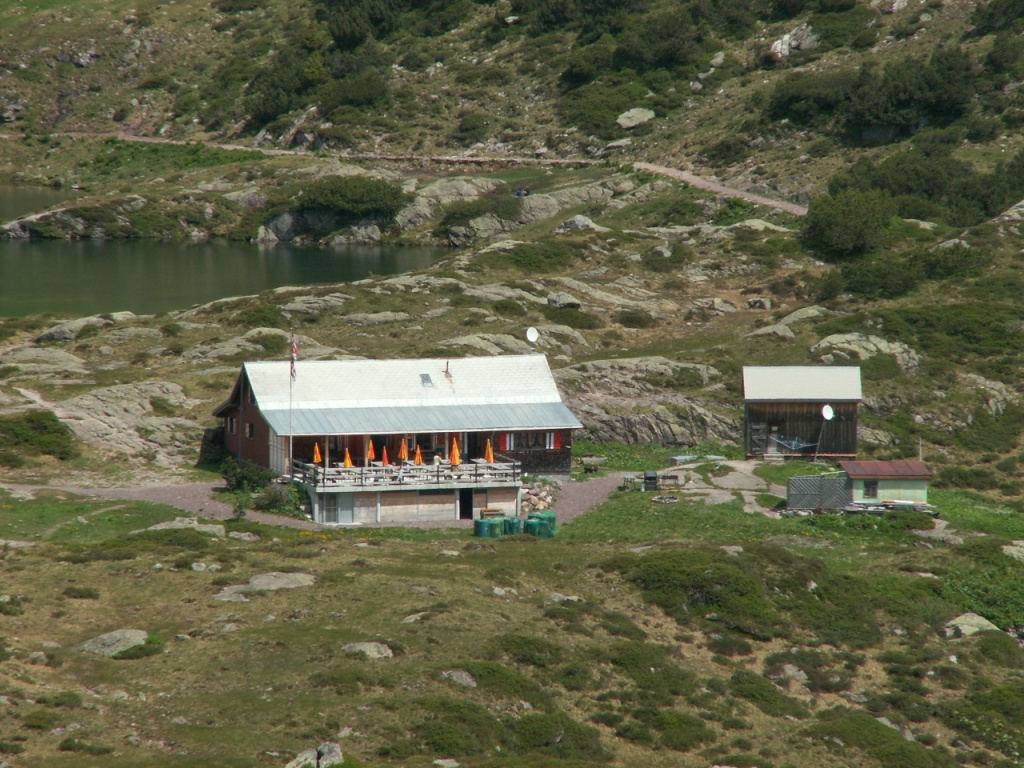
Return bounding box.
[0,185,443,317]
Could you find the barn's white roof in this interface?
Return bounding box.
[220,354,582,436]
[742,366,862,402]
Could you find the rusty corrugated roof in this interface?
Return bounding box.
[839,460,932,480]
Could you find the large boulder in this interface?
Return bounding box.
[616,107,656,129]
[79,629,149,657]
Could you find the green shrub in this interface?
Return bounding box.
[616,309,657,328]
[113,636,165,660]
[298,175,407,224]
[0,742,24,755]
[0,596,25,616]
[507,711,611,761]
[230,303,286,329]
[222,457,275,492]
[62,586,99,600]
[636,708,717,751]
[602,641,696,697]
[706,635,753,657]
[541,305,603,329]
[802,188,895,260]
[0,410,77,461]
[492,298,527,317]
[58,737,116,755]
[729,671,808,718]
[253,483,307,518]
[22,709,61,730]
[489,634,564,667]
[974,630,1024,668]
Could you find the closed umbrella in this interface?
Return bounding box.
[343,448,353,468]
[398,440,409,461]
[450,437,461,466]
[414,445,423,465]
[367,439,375,462]
[382,446,390,467]
[484,439,494,463]
[313,443,322,465]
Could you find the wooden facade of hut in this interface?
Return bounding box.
[742,366,862,460]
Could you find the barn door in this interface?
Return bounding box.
[750,423,768,454]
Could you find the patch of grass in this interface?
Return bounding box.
[113,635,165,660]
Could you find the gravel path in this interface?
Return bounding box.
[2,473,627,531]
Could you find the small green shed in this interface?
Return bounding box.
[839,460,931,504]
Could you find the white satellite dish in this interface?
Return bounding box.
[526,327,540,345]
[822,404,835,421]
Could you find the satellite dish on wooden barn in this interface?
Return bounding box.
[822,404,835,421]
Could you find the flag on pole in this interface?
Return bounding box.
[290,330,298,381]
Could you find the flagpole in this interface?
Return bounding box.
[289,328,296,478]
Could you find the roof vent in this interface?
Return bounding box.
[420,373,434,387]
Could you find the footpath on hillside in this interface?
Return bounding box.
[2,460,785,532]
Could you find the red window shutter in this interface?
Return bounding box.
[552,431,561,449]
[498,433,507,451]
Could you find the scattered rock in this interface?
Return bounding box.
[770,23,820,59]
[745,324,795,340]
[143,518,225,538]
[616,107,656,129]
[555,214,609,233]
[341,642,393,659]
[441,669,478,688]
[78,629,149,657]
[747,297,772,310]
[343,311,411,326]
[228,531,260,543]
[945,613,1001,638]
[1001,540,1024,563]
[212,572,316,602]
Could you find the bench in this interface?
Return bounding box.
[579,456,608,473]
[480,508,503,518]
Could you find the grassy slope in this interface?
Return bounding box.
[1,486,1023,767]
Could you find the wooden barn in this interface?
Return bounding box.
[742,366,862,460]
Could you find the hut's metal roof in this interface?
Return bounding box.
[742,366,862,402]
[221,354,583,436]
[840,460,932,480]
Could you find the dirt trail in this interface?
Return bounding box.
[635,162,808,216]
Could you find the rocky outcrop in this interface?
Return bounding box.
[960,372,1018,416]
[945,613,1001,638]
[59,381,200,458]
[557,357,736,446]
[213,572,316,602]
[770,23,820,59]
[36,312,138,342]
[811,333,920,375]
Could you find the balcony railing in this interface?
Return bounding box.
[291,459,522,490]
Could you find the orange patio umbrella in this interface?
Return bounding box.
[450,436,461,466]
[313,443,322,465]
[381,446,390,466]
[367,439,375,461]
[398,440,409,461]
[484,438,494,463]
[343,447,353,468]
[414,445,423,465]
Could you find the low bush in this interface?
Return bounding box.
[488,634,564,667]
[729,671,808,718]
[222,457,275,492]
[541,305,603,329]
[0,410,77,461]
[61,586,99,600]
[616,309,658,328]
[113,636,165,660]
[706,635,753,657]
[58,738,114,755]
